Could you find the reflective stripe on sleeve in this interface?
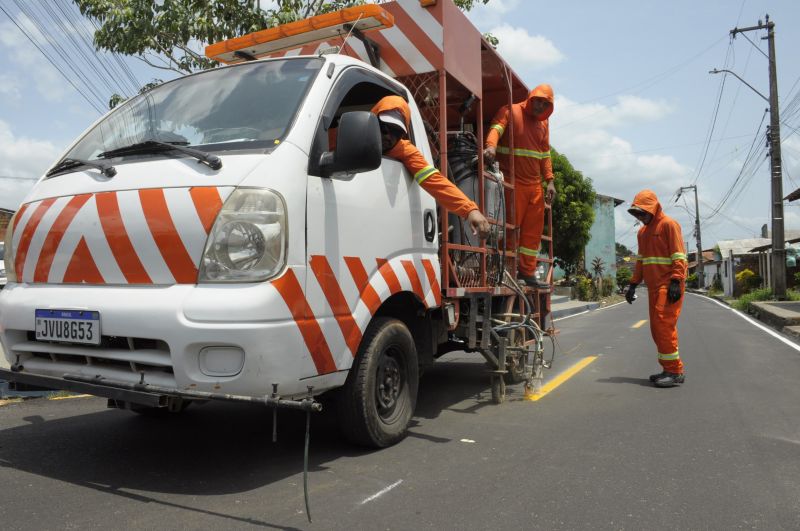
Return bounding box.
[518,246,539,257]
[414,165,438,184]
[641,256,674,265]
[658,351,680,361]
[671,252,688,262]
[496,146,551,159]
[490,124,505,135]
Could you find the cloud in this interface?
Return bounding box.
[0,120,61,209]
[0,18,73,102]
[465,0,522,28]
[488,24,564,72]
[556,95,674,131]
[0,74,22,100]
[549,96,689,245]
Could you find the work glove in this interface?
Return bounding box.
[483,146,496,165]
[667,278,682,304]
[625,283,637,304]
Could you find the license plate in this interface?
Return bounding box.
[35,309,101,345]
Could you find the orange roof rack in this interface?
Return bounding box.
[205,4,395,65]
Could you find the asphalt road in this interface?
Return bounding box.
[1,292,800,530]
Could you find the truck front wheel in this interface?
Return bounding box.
[337,317,418,448]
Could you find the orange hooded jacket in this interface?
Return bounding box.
[485,84,554,185]
[370,96,478,218]
[630,190,688,288]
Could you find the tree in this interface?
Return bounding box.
[615,242,633,259]
[76,0,490,76]
[616,266,632,292]
[591,256,605,294]
[551,149,596,279]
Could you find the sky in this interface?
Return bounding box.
[1,0,800,253]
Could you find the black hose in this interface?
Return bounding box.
[304,409,312,523]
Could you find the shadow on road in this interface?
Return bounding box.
[595,376,654,387]
[0,354,520,527]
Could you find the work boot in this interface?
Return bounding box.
[653,372,685,388]
[518,273,550,290]
[649,371,668,383]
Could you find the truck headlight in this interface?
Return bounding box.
[4,212,16,283]
[199,188,286,282]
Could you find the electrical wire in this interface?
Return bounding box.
[0,4,105,113]
[703,109,768,221]
[692,37,733,185]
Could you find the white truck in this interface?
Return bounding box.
[0,1,553,448]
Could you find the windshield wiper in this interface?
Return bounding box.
[46,157,117,178]
[98,140,222,170]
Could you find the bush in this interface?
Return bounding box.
[686,272,698,289]
[574,275,594,301]
[616,266,632,292]
[601,275,614,297]
[711,273,723,292]
[733,288,772,313]
[735,268,761,294]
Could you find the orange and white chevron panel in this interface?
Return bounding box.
[272,254,441,375]
[11,187,233,285]
[269,0,444,78]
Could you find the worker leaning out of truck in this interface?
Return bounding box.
[370,95,491,240]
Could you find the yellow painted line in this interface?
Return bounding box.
[526,356,598,401]
[50,394,93,401]
[632,320,647,329]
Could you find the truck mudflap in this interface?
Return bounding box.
[0,368,322,412]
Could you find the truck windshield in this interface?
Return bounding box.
[62,58,323,164]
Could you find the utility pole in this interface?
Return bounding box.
[677,185,703,288]
[726,15,786,299]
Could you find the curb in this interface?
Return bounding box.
[551,301,600,320]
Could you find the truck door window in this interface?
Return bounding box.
[309,68,409,175]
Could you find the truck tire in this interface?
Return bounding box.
[337,317,418,448]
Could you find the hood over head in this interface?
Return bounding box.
[629,189,662,218]
[523,83,554,120]
[371,95,411,130]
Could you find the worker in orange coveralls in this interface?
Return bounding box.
[371,96,490,239]
[483,84,556,289]
[625,189,688,388]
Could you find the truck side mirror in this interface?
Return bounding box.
[319,111,382,178]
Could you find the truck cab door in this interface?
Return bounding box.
[304,68,437,367]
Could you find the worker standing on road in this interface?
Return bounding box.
[625,190,688,388]
[371,96,490,239]
[483,84,556,289]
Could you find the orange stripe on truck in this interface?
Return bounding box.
[96,191,152,284]
[421,258,441,306]
[11,203,28,231]
[400,260,427,307]
[376,258,402,294]
[15,198,56,280]
[344,256,382,315]
[272,269,338,375]
[189,187,223,234]
[33,194,92,283]
[63,237,104,284]
[310,255,362,357]
[139,188,197,284]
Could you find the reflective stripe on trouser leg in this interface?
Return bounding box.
[648,285,684,374]
[516,182,545,276]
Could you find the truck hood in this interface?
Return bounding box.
[10,153,271,285]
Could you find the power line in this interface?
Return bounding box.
[0,4,105,113]
[0,176,36,181]
[693,37,733,185]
